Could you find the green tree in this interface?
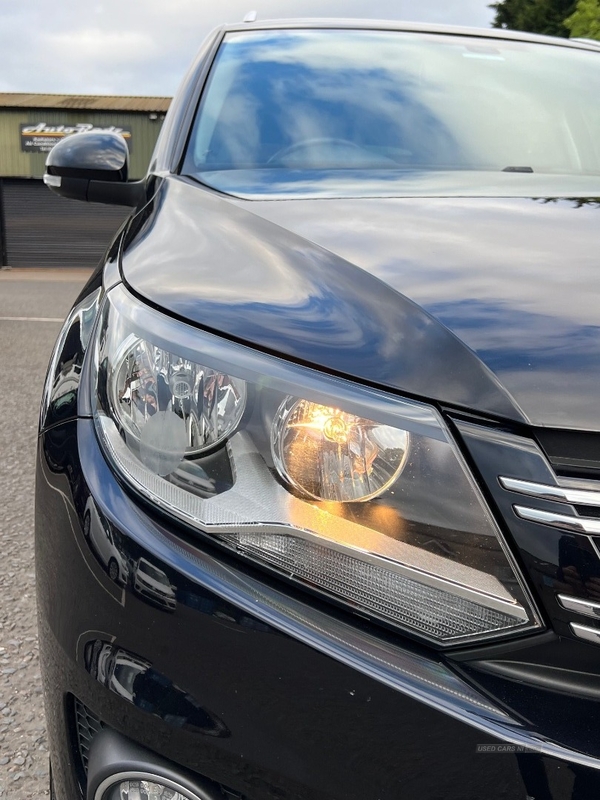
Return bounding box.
[564,0,600,38]
[489,0,577,37]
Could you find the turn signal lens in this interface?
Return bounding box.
[271,398,409,501]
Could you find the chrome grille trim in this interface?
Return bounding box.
[513,505,600,535]
[500,476,600,507]
[558,594,600,619]
[570,622,600,645]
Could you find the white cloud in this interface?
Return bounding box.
[0,0,493,96]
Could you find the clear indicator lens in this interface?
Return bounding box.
[220,531,529,638]
[272,398,409,501]
[111,337,246,467]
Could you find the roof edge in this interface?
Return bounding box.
[220,18,600,51]
[0,92,171,112]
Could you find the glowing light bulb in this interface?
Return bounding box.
[271,398,409,502]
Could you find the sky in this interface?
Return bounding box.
[0,1,494,97]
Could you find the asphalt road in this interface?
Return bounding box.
[0,268,92,800]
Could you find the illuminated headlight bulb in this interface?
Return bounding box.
[271,398,409,502]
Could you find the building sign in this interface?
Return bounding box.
[20,123,133,154]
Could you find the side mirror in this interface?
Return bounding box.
[44,131,146,208]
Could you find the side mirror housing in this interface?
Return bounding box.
[44,131,146,208]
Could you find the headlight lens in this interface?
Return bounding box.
[272,398,409,502]
[92,285,541,646]
[110,336,246,474]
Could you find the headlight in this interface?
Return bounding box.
[93,284,541,646]
[111,336,246,474]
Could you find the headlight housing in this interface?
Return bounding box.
[92,284,541,646]
[110,336,246,473]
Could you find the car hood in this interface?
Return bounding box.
[121,177,600,430]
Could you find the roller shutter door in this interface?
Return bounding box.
[1,179,130,268]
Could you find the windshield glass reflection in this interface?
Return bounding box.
[184,30,600,197]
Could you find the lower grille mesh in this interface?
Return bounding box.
[74,698,105,774]
[71,696,247,799]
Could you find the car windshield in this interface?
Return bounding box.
[183,28,600,199]
[139,561,167,583]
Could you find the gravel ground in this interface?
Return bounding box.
[0,269,92,800]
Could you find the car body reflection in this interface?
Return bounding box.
[83,496,129,586]
[84,640,229,737]
[133,557,177,611]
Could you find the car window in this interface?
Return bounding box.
[183,29,600,198]
[139,560,168,583]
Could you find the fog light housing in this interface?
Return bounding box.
[87,729,223,800]
[97,774,212,800]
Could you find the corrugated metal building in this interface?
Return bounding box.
[0,93,170,268]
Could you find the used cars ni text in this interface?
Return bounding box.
[37,20,600,800]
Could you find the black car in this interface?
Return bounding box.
[37,20,600,800]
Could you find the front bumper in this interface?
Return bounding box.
[35,417,600,800]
